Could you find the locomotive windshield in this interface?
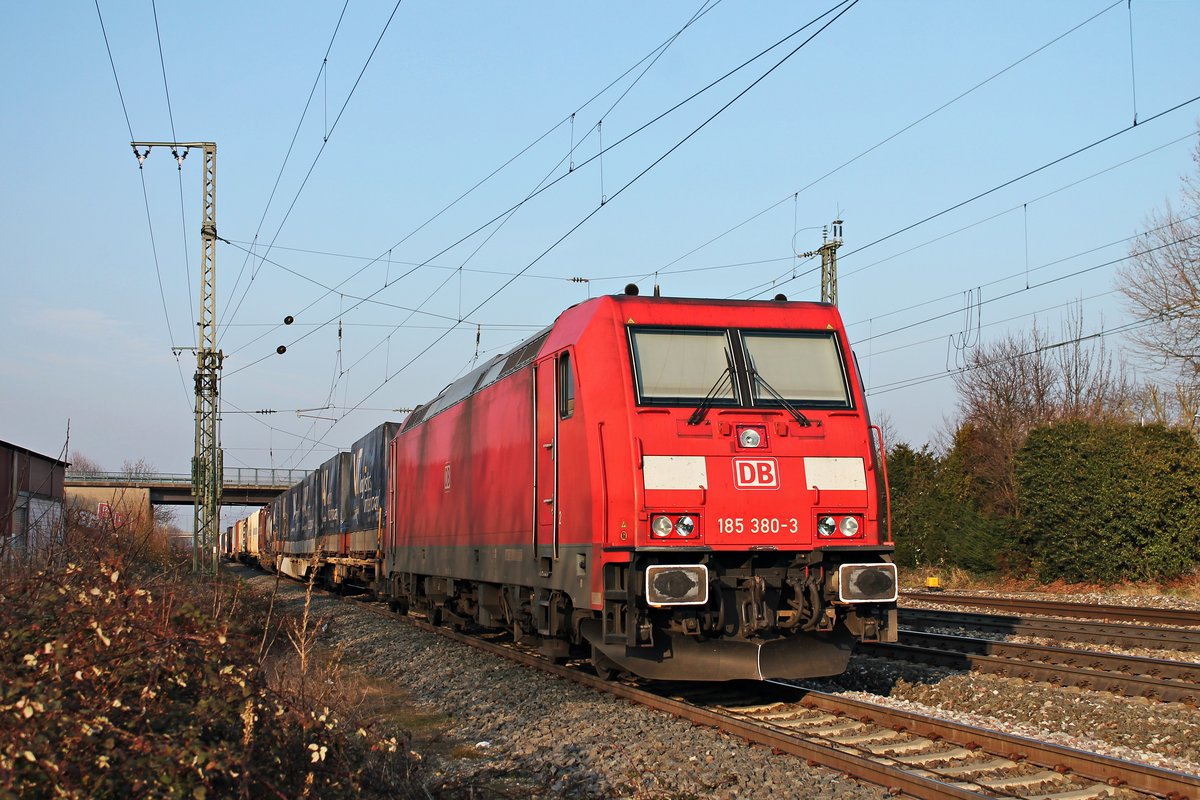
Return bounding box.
[744,332,850,405]
[629,327,851,408]
[630,329,735,402]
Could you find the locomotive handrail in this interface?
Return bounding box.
[869,425,893,544]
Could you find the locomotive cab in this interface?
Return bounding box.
[578,298,898,681]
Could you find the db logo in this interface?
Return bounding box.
[733,458,779,489]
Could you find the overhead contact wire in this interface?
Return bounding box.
[95,0,191,410]
[229,0,852,375]
[221,0,402,335]
[150,0,195,331]
[330,0,863,439]
[220,0,351,335]
[652,0,1127,283]
[227,0,727,367]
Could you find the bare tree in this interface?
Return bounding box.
[1128,382,1200,428]
[952,307,1131,515]
[953,325,1054,516]
[67,452,104,476]
[1053,305,1132,420]
[1118,129,1200,385]
[119,458,176,530]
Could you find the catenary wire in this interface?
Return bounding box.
[842,207,1200,336]
[835,96,1200,264]
[856,228,1200,345]
[833,129,1200,316]
[739,97,1200,301]
[261,0,724,327]
[150,0,195,331]
[223,1,852,369]
[277,0,862,468]
[641,0,1127,285]
[866,288,1121,360]
[94,0,191,411]
[221,0,404,335]
[219,0,351,335]
[866,315,1157,397]
[735,128,1200,303]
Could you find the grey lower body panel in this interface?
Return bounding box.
[386,543,595,608]
[580,618,854,682]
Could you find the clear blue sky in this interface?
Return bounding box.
[3,0,1198,480]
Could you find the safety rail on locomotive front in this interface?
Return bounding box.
[599,548,898,650]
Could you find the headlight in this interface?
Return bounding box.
[817,516,837,537]
[646,564,709,605]
[837,563,898,603]
[651,515,674,538]
[738,427,762,448]
[676,515,696,536]
[839,516,860,537]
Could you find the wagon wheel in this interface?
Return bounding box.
[590,645,621,681]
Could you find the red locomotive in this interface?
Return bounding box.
[253,291,898,682]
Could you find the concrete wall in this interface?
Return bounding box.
[65,486,152,532]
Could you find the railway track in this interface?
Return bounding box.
[900,608,1200,653]
[347,597,1200,799]
[902,593,1200,628]
[862,630,1200,705]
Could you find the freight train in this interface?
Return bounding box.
[226,290,899,681]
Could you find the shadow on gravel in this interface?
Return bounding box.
[789,647,974,698]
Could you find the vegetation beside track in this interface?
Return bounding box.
[0,514,423,800]
[889,420,1200,586]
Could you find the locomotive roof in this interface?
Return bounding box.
[401,293,839,431]
[403,324,552,431]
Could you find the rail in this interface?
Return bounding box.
[902,591,1200,627]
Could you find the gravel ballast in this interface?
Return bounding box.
[236,567,1200,795]
[238,568,888,799]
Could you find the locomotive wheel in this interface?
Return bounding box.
[590,645,621,681]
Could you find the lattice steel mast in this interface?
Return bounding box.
[131,141,222,574]
[800,219,844,305]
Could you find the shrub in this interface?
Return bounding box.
[0,524,421,799]
[1015,421,1200,583]
[888,441,1007,573]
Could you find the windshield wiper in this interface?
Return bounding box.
[687,366,733,426]
[751,369,811,427]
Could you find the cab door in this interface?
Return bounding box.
[534,357,559,561]
[534,351,575,563]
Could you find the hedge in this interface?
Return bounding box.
[1014,421,1200,583]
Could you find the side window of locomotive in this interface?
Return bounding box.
[558,352,575,419]
[742,331,851,407]
[629,328,734,404]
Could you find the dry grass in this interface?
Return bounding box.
[0,517,427,799]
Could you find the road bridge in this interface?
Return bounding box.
[64,468,308,506]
